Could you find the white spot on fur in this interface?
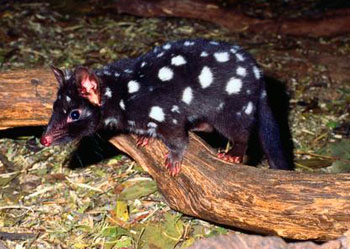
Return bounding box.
[124,69,133,73]
[63,109,67,114]
[210,41,219,45]
[133,128,146,135]
[147,125,157,137]
[157,52,164,58]
[198,66,213,88]
[261,90,267,98]
[253,66,261,79]
[128,80,140,93]
[141,61,147,68]
[230,45,240,53]
[172,119,178,124]
[149,130,157,137]
[182,87,193,105]
[64,69,71,80]
[200,51,208,57]
[163,43,171,50]
[104,87,112,98]
[244,102,254,115]
[66,96,71,102]
[184,41,195,46]
[217,102,224,110]
[171,105,180,113]
[214,52,230,62]
[104,117,118,127]
[149,106,165,122]
[236,53,244,61]
[246,89,251,94]
[104,70,111,76]
[119,100,125,110]
[171,55,187,66]
[114,72,120,77]
[226,77,242,95]
[237,67,247,77]
[128,120,136,126]
[158,67,174,81]
[147,122,158,128]
[236,112,242,116]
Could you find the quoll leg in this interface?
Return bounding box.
[214,122,251,164]
[160,130,188,176]
[218,142,247,164]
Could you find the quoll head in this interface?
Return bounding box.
[40,65,102,147]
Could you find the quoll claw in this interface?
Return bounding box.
[164,155,182,176]
[217,152,242,164]
[136,136,151,147]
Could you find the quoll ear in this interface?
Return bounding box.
[74,66,101,106]
[50,65,65,86]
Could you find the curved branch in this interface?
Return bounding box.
[110,134,350,241]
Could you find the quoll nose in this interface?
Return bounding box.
[40,135,52,147]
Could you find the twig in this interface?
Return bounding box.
[0,153,15,172]
[0,205,34,212]
[0,231,35,241]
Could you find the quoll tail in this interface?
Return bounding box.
[258,84,293,170]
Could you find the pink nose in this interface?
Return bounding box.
[40,136,52,147]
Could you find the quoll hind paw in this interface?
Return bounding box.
[164,156,182,176]
[217,152,242,164]
[136,136,151,147]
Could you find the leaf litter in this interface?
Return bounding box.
[1,0,350,248]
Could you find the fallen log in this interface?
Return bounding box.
[111,0,350,37]
[1,69,350,240]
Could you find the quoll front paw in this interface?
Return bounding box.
[217,152,242,164]
[164,153,182,176]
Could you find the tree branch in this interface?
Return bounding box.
[111,0,350,37]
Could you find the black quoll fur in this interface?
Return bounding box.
[41,39,293,175]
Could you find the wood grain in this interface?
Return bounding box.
[0,69,56,128]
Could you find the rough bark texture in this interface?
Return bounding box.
[111,0,350,37]
[0,69,57,128]
[1,69,350,240]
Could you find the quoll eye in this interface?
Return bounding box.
[69,110,80,121]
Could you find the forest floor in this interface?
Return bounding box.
[0,1,350,248]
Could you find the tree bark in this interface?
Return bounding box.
[111,0,350,37]
[0,69,57,128]
[1,69,350,240]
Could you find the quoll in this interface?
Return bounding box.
[41,39,293,175]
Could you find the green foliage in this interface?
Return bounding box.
[138,213,184,249]
[329,140,350,173]
[118,179,157,201]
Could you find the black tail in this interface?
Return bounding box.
[258,84,293,170]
